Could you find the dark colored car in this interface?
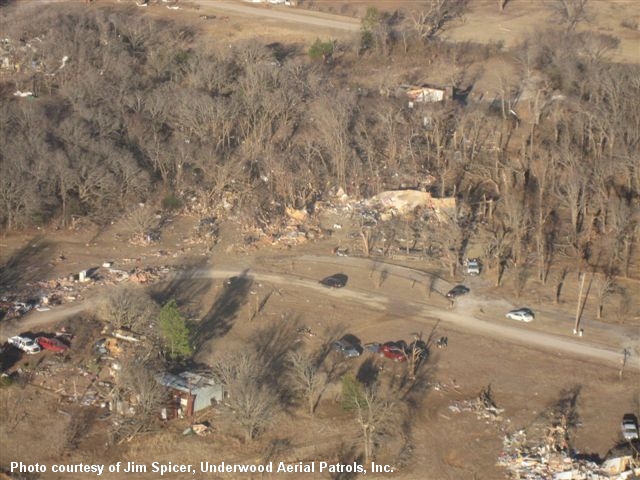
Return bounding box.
[320,273,348,288]
[332,339,363,358]
[446,285,470,299]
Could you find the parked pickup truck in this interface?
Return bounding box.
[7,335,41,354]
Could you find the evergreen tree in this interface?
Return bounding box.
[158,299,192,360]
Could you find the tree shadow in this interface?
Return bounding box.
[555,267,569,304]
[0,346,23,372]
[250,315,301,400]
[550,385,582,429]
[0,236,55,295]
[514,264,532,299]
[331,444,364,480]
[341,333,361,346]
[266,42,300,62]
[524,384,583,450]
[356,357,380,387]
[151,257,213,316]
[192,269,252,349]
[453,84,473,106]
[309,322,344,365]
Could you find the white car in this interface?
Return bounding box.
[7,335,42,354]
[506,308,535,323]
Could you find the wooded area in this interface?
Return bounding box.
[0,2,638,286]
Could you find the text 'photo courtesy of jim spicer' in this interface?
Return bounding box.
[10,461,393,475]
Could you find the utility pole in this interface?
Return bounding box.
[573,272,585,336]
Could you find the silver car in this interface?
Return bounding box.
[506,308,535,323]
[622,414,639,441]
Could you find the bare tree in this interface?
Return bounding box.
[97,285,157,331]
[497,0,509,12]
[551,0,590,32]
[213,352,280,441]
[607,196,639,278]
[109,358,165,443]
[118,359,165,419]
[64,409,97,451]
[530,153,559,283]
[287,349,325,415]
[350,385,401,464]
[127,205,159,243]
[500,187,531,286]
[426,214,463,279]
[409,0,469,41]
[313,92,357,190]
[0,390,29,435]
[593,274,614,320]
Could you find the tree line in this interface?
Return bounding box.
[0,2,638,282]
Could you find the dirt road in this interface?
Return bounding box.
[4,257,637,371]
[190,267,636,369]
[195,0,360,32]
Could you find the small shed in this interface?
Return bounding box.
[156,371,224,417]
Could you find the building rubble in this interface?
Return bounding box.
[497,427,639,479]
[1,264,172,321]
[447,388,639,479]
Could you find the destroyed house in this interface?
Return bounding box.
[403,84,452,104]
[156,371,224,417]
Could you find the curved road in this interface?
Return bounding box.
[3,257,638,371]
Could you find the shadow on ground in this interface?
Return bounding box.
[151,257,213,316]
[193,269,253,349]
[0,236,55,294]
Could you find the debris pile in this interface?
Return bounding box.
[183,423,213,437]
[497,416,640,479]
[448,385,505,422]
[0,299,37,319]
[1,265,172,320]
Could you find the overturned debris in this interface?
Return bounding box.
[448,385,505,421]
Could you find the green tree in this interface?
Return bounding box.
[341,373,364,411]
[360,7,379,51]
[158,299,192,360]
[308,38,334,61]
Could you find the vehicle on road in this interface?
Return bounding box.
[332,339,362,358]
[320,273,348,288]
[446,285,470,299]
[7,335,41,354]
[36,336,69,353]
[622,414,639,441]
[506,308,535,322]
